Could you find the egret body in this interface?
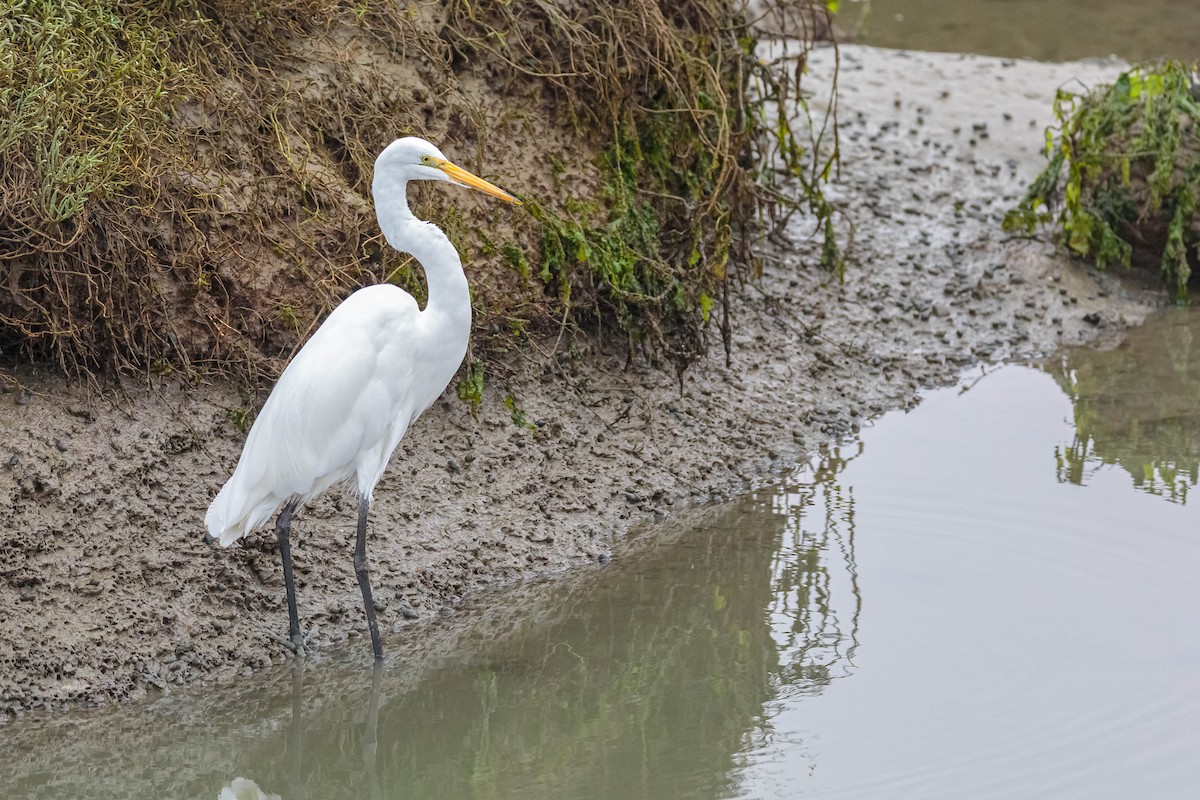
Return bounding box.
[205,137,519,659]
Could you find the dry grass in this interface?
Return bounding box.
[0,0,836,384]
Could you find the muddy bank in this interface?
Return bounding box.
[0,45,1164,717]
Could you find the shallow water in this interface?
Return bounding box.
[846,0,1200,61]
[2,309,1199,799]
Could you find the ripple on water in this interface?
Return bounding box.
[734,362,1200,799]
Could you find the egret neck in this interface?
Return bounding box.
[372,171,472,355]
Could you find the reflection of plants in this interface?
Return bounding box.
[1046,310,1200,504]
[334,500,794,798]
[756,443,863,691]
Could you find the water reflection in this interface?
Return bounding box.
[219,778,281,800]
[735,363,1200,797]
[755,443,863,694]
[1046,307,1200,504]
[0,455,861,800]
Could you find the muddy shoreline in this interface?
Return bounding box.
[0,45,1164,718]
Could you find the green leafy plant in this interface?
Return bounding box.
[1005,61,1200,301]
[456,360,485,413]
[228,407,253,433]
[503,392,535,430]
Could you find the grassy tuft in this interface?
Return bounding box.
[0,1,189,372]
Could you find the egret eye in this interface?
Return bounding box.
[420,155,434,165]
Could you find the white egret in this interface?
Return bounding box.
[205,137,520,660]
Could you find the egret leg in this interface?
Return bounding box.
[275,499,305,656]
[355,497,384,661]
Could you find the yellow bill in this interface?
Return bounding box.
[436,159,521,205]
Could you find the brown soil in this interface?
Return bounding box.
[0,45,1163,719]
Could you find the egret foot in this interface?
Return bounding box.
[267,631,308,657]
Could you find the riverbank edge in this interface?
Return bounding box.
[0,45,1165,718]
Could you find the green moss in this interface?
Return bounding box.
[530,128,697,364]
[526,80,834,374]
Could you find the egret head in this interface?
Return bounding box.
[375,137,520,204]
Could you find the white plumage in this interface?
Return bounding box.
[205,137,519,659]
[205,283,429,546]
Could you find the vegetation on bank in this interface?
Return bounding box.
[1005,61,1200,301]
[0,0,838,383]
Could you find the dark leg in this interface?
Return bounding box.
[275,498,305,656]
[355,497,384,661]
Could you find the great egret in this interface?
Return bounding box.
[205,137,520,660]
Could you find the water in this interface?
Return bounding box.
[844,0,1200,62]
[2,309,1199,798]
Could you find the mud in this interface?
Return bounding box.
[0,45,1164,718]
